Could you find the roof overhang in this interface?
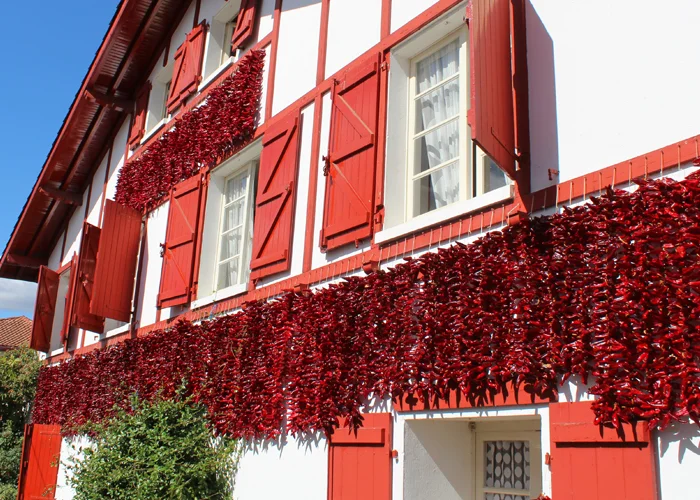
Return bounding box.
[1,0,190,282]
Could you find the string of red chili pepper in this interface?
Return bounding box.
[33,175,700,439]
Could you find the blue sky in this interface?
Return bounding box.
[0,1,118,318]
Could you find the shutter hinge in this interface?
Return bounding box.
[381,60,390,71]
[322,155,331,176]
[464,2,473,23]
[159,243,166,258]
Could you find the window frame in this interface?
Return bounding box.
[474,430,543,500]
[406,30,469,221]
[213,161,256,292]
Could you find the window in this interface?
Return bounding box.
[215,162,255,290]
[475,431,542,500]
[49,267,72,353]
[162,81,171,121]
[221,19,238,66]
[380,5,513,240]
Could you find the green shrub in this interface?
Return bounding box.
[0,347,41,494]
[69,399,240,500]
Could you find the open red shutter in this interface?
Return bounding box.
[328,413,392,500]
[250,114,300,280]
[320,53,380,251]
[128,82,151,149]
[549,402,658,500]
[29,266,59,352]
[467,0,517,178]
[90,200,143,322]
[16,424,62,500]
[166,22,207,114]
[231,0,258,52]
[158,174,206,308]
[69,223,105,333]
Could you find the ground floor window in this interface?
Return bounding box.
[476,431,541,500]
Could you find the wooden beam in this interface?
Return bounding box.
[39,186,83,206]
[5,254,46,269]
[84,88,132,112]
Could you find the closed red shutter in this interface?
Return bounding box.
[166,22,207,114]
[549,402,658,500]
[231,0,259,52]
[90,200,143,322]
[69,223,105,333]
[128,82,151,149]
[29,266,59,352]
[320,53,381,251]
[467,0,517,178]
[328,413,392,500]
[250,114,301,280]
[158,174,206,308]
[16,424,62,500]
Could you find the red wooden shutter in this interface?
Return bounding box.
[69,223,105,333]
[90,200,143,322]
[17,424,62,500]
[60,258,77,345]
[328,413,392,500]
[158,174,206,308]
[320,54,381,251]
[128,82,151,149]
[29,266,59,352]
[250,114,301,280]
[467,0,517,178]
[231,0,258,52]
[549,402,658,500]
[167,22,207,114]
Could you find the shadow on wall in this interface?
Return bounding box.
[658,423,700,463]
[526,0,559,192]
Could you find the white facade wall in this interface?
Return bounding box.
[325,0,381,77]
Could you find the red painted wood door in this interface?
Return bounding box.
[549,402,658,500]
[91,200,143,322]
[70,223,105,333]
[158,174,206,308]
[468,0,517,178]
[17,424,62,500]
[328,413,392,500]
[250,114,301,280]
[321,53,381,251]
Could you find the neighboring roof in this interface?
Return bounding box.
[0,316,32,349]
[0,0,190,282]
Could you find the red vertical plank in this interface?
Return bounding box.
[320,53,381,251]
[468,0,516,178]
[549,402,658,500]
[91,200,143,322]
[29,267,59,352]
[250,113,301,280]
[328,413,392,500]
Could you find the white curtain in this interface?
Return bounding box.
[415,40,461,212]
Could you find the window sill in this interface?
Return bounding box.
[50,347,65,357]
[104,323,130,339]
[141,117,170,146]
[192,282,248,310]
[198,57,235,94]
[375,184,514,245]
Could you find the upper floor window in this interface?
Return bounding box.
[216,162,255,290]
[221,19,238,66]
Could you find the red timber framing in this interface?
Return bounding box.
[320,53,381,251]
[328,413,393,500]
[157,173,207,308]
[69,223,105,334]
[17,424,62,500]
[549,401,658,500]
[250,113,302,280]
[91,200,143,322]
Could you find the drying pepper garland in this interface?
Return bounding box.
[33,174,700,440]
[114,49,265,213]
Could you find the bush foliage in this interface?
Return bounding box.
[0,347,41,498]
[69,399,240,500]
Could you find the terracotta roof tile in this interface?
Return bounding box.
[0,316,32,349]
